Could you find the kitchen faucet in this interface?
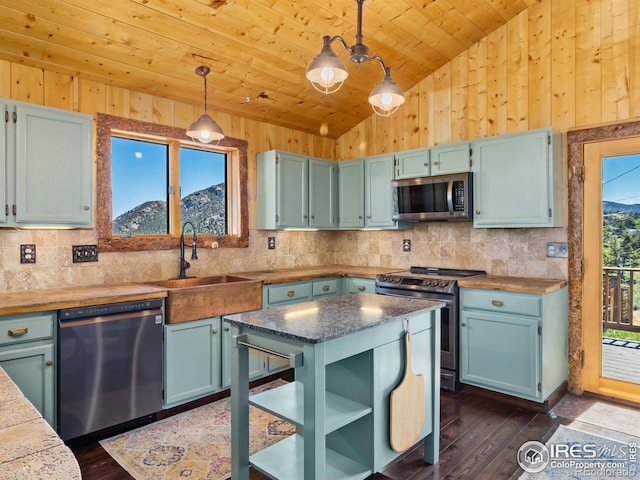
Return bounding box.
[179,221,198,278]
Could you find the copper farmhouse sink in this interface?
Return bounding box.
[150,275,253,289]
[148,275,263,324]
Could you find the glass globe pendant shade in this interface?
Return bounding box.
[368,67,405,117]
[306,36,349,94]
[187,114,224,144]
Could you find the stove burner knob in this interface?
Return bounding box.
[439,281,449,287]
[394,277,402,283]
[379,275,387,282]
[422,279,429,286]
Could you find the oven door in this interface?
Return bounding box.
[375,286,457,376]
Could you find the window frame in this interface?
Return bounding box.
[96,113,249,252]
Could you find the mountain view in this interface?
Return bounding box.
[603,201,640,214]
[602,202,640,269]
[113,183,226,236]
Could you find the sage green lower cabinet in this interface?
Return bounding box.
[164,317,222,408]
[459,287,568,402]
[343,277,376,295]
[0,311,56,427]
[263,277,342,309]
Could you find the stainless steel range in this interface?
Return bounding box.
[375,266,486,391]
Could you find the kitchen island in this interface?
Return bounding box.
[225,293,443,480]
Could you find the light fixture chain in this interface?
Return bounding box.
[203,74,208,114]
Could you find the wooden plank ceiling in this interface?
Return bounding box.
[0,0,535,138]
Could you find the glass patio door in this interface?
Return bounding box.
[583,137,640,402]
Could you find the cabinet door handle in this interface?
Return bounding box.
[460,322,466,327]
[310,215,315,219]
[8,327,28,337]
[424,162,429,167]
[491,300,504,307]
[475,210,481,215]
[83,205,90,211]
[212,329,218,335]
[12,204,16,216]
[46,360,53,367]
[224,326,230,332]
[322,285,330,292]
[287,290,295,297]
[433,161,439,165]
[357,285,366,292]
[303,215,308,219]
[358,215,363,219]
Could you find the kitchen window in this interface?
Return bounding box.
[96,113,249,252]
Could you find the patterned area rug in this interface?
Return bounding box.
[100,380,294,480]
[518,424,640,479]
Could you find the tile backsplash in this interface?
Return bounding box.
[0,223,567,292]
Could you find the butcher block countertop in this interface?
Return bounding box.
[238,264,403,284]
[458,275,567,294]
[0,284,167,316]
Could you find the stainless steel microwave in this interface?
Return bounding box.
[391,172,473,222]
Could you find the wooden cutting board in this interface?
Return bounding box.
[389,330,425,452]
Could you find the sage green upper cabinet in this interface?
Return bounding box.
[339,155,411,230]
[1,100,93,228]
[471,128,562,228]
[308,157,337,228]
[338,158,365,229]
[395,143,470,179]
[430,142,471,175]
[365,154,397,228]
[256,150,336,229]
[395,147,430,179]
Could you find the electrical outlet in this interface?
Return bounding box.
[267,237,276,250]
[20,244,36,264]
[546,242,568,258]
[73,244,99,263]
[403,239,412,252]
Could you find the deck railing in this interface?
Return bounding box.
[603,267,640,332]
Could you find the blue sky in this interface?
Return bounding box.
[111,137,225,218]
[602,153,640,204]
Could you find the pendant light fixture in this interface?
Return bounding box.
[306,0,405,117]
[187,65,224,144]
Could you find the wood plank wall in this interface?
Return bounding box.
[0,0,637,188]
[336,0,640,160]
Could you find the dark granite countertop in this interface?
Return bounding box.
[224,293,444,344]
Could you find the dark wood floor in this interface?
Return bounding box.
[70,384,564,480]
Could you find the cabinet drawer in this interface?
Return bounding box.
[312,278,339,297]
[267,283,312,306]
[345,277,376,294]
[0,312,55,346]
[461,289,541,317]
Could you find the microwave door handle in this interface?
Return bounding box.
[446,180,454,214]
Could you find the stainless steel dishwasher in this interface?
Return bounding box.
[58,298,163,440]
